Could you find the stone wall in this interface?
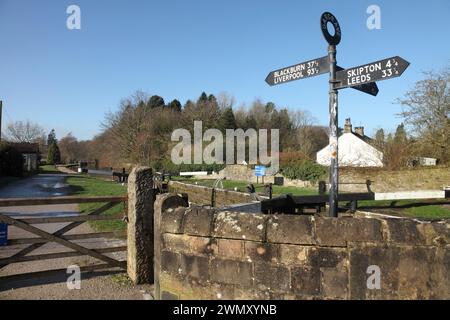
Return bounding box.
[168,181,255,207]
[339,167,450,193]
[154,194,449,300]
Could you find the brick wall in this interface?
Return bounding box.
[154,194,449,300]
[168,181,254,207]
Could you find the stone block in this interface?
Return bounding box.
[308,247,348,268]
[254,262,291,292]
[160,207,187,234]
[213,211,266,241]
[266,215,315,245]
[210,258,253,286]
[416,222,449,247]
[180,254,209,282]
[279,244,309,266]
[163,234,216,256]
[244,241,279,264]
[218,239,244,259]
[291,266,321,297]
[127,166,155,284]
[183,207,215,237]
[161,250,181,275]
[321,267,349,299]
[315,217,383,247]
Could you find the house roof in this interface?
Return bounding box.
[350,132,374,145]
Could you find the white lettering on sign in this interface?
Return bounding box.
[273,60,320,84]
[336,57,408,89]
[345,62,383,86]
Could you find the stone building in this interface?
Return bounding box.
[11,142,40,172]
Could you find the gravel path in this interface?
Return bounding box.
[0,174,154,300]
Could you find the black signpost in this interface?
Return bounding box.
[335,56,410,89]
[265,12,410,217]
[265,56,329,86]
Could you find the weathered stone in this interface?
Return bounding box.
[244,241,279,263]
[210,258,253,286]
[321,267,349,299]
[384,218,425,245]
[279,244,309,266]
[169,181,254,207]
[168,181,213,206]
[349,245,401,300]
[180,254,209,282]
[154,193,189,298]
[308,247,347,268]
[266,215,315,245]
[218,239,244,259]
[183,207,215,237]
[160,207,186,234]
[254,262,290,292]
[162,233,215,256]
[161,250,181,275]
[213,211,266,241]
[315,217,383,247]
[127,166,155,284]
[416,222,449,246]
[396,246,448,299]
[291,266,321,297]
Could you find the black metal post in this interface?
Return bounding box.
[328,45,339,217]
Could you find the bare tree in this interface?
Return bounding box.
[6,120,46,143]
[396,67,450,163]
[217,91,236,111]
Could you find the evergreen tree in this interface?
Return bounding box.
[168,99,182,112]
[197,92,208,104]
[47,142,61,165]
[374,128,385,149]
[394,123,408,144]
[47,129,57,145]
[265,102,276,114]
[147,95,165,109]
[219,107,236,132]
[47,129,61,165]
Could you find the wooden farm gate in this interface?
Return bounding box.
[0,196,128,280]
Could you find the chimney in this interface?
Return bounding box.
[355,126,365,137]
[344,118,352,133]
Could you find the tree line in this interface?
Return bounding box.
[1,66,448,173]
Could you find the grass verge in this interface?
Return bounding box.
[179,178,318,196]
[65,174,127,233]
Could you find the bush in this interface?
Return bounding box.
[0,143,24,177]
[280,160,327,182]
[47,142,61,165]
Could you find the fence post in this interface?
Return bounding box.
[127,166,155,284]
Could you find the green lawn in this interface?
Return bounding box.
[179,178,318,196]
[65,174,127,233]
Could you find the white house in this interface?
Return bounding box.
[316,118,383,167]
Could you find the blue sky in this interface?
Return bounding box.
[0,0,449,140]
